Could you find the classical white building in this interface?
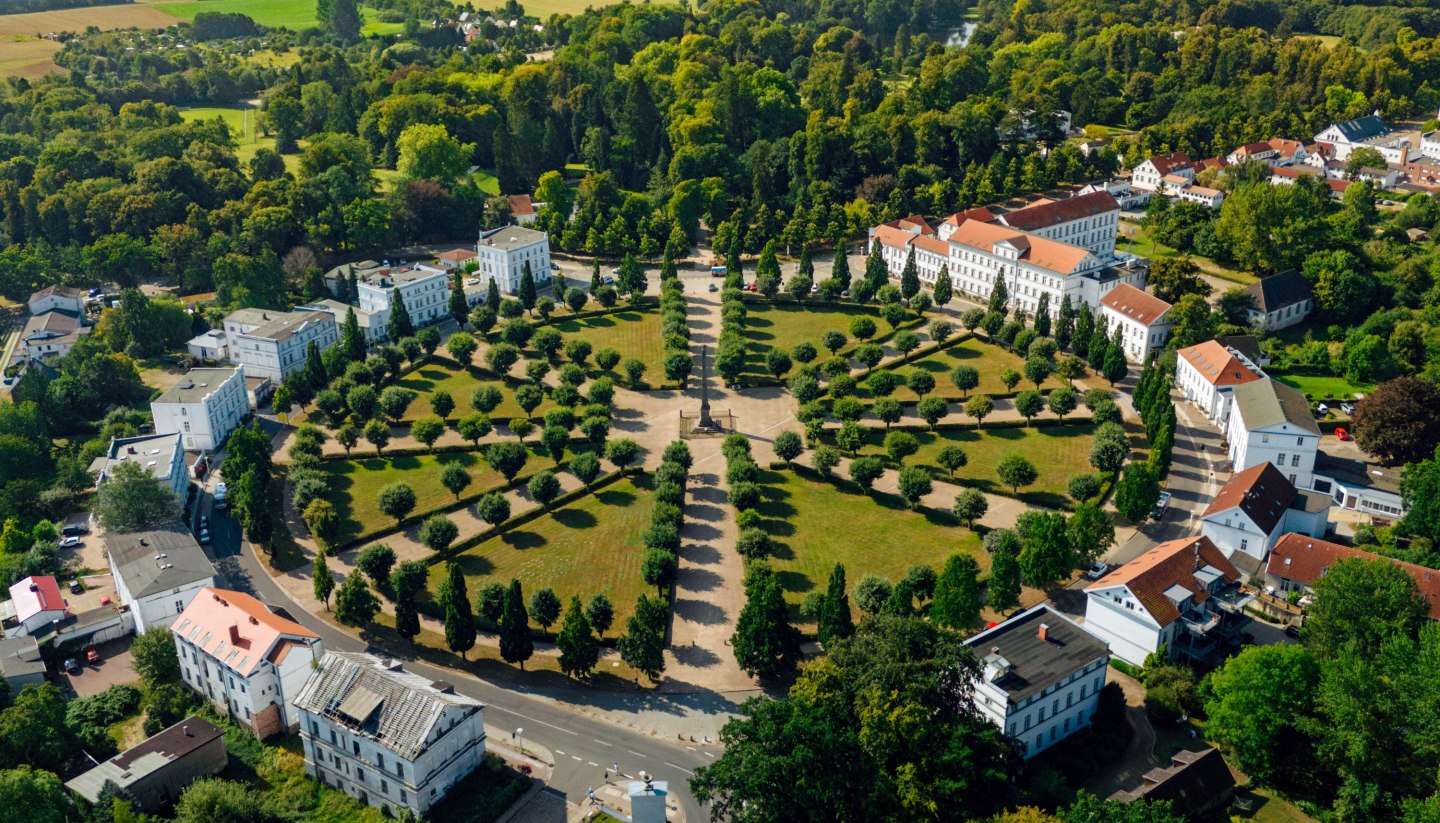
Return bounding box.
[151,367,248,453]
[475,226,552,294]
[357,264,450,334]
[186,330,230,362]
[1099,283,1172,363]
[297,300,385,346]
[93,432,189,499]
[1244,270,1313,331]
[1175,340,1265,428]
[1314,115,1415,164]
[172,588,324,739]
[227,310,338,382]
[1131,152,1193,191]
[1199,463,1330,570]
[1226,379,1321,488]
[5,576,69,637]
[995,190,1120,259]
[294,651,486,817]
[1083,536,1243,666]
[104,522,215,635]
[27,285,86,316]
[1423,131,1440,162]
[962,605,1109,759]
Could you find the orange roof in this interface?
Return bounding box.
[1268,138,1304,155]
[947,220,1093,275]
[172,588,318,677]
[941,207,998,227]
[1232,142,1274,156]
[1202,463,1297,535]
[912,235,950,256]
[1101,283,1172,325]
[1000,190,1118,232]
[438,248,476,263]
[1143,151,1192,176]
[872,223,916,251]
[1266,534,1440,620]
[1178,340,1262,387]
[896,215,936,235]
[507,194,535,216]
[1088,536,1240,627]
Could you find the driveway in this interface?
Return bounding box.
[64,635,137,698]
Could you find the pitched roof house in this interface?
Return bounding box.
[1099,283,1173,363]
[1110,748,1236,816]
[1245,270,1313,331]
[1265,534,1440,619]
[1200,462,1330,569]
[1175,340,1265,427]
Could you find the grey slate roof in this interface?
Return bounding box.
[94,432,182,486]
[104,521,214,599]
[292,651,483,761]
[479,225,548,251]
[962,605,1109,705]
[65,716,224,802]
[1246,270,1312,313]
[153,368,241,405]
[0,635,44,680]
[243,310,333,342]
[1231,379,1321,436]
[1330,115,1389,143]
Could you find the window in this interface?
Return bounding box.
[377,753,384,770]
[357,768,365,784]
[1241,539,1249,552]
[353,740,360,755]
[331,730,337,745]
[1292,454,1300,466]
[1297,437,1305,446]
[1279,453,1286,464]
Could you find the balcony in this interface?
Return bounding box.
[1182,610,1221,636]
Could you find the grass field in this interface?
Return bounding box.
[742,302,896,377]
[177,105,307,174]
[0,35,61,79]
[1271,371,1371,402]
[831,424,1096,509]
[754,469,986,621]
[322,448,557,543]
[394,361,552,422]
[1119,220,1257,285]
[548,309,667,385]
[143,0,318,29]
[863,337,1064,401]
[439,475,654,633]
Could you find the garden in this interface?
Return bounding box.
[393,361,545,422]
[740,301,903,378]
[547,308,669,385]
[872,337,1068,400]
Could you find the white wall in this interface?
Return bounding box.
[1200,513,1270,564]
[1226,422,1318,490]
[1083,592,1167,667]
[131,579,212,635]
[151,371,248,453]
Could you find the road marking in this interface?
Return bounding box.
[663,762,695,775]
[588,761,599,767]
[593,739,613,746]
[627,749,644,756]
[556,750,565,755]
[704,751,714,758]
[572,755,582,761]
[685,746,696,751]
[487,708,580,736]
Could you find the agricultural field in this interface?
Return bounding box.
[0,35,61,79]
[548,309,667,384]
[438,475,655,633]
[321,448,557,543]
[141,0,319,30]
[393,361,552,422]
[870,337,1066,401]
[753,469,986,622]
[464,0,636,20]
[742,301,897,377]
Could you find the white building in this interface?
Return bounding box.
[172,588,324,739]
[436,249,478,271]
[228,310,338,383]
[186,330,229,362]
[297,300,385,347]
[1264,534,1440,619]
[475,225,552,294]
[151,368,248,453]
[1266,138,1310,166]
[1226,379,1321,488]
[1226,141,1278,165]
[1099,283,1172,363]
[1175,184,1225,209]
[93,432,189,500]
[1131,152,1192,191]
[1244,270,1313,331]
[995,190,1120,259]
[294,651,486,817]
[1313,115,1416,164]
[5,576,69,637]
[1175,340,1266,428]
[1083,536,1243,667]
[357,264,450,334]
[27,285,86,316]
[1423,131,1440,161]
[962,605,1109,759]
[104,522,215,635]
[1077,179,1149,210]
[1312,452,1406,524]
[1199,463,1330,570]
[20,309,90,361]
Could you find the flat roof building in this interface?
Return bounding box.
[66,716,228,812]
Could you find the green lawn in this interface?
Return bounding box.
[830,424,1096,509]
[864,337,1064,401]
[394,361,551,422]
[548,309,668,385]
[742,302,896,377]
[322,449,557,543]
[438,475,655,633]
[1119,220,1257,285]
[754,469,986,622]
[1272,371,1371,402]
[148,0,320,29]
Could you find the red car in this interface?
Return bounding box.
[85,648,100,665]
[1335,427,1352,441]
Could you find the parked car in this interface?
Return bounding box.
[1316,402,1330,416]
[63,658,81,674]
[1340,402,1355,415]
[708,283,718,292]
[602,275,614,285]
[550,262,559,271]
[61,524,89,537]
[68,579,83,595]
[58,536,81,549]
[1284,624,1301,639]
[465,278,480,286]
[1335,427,1352,441]
[1151,490,1172,520]
[86,648,101,665]
[214,482,228,510]
[1085,561,1110,580]
[193,457,208,479]
[199,528,211,545]
[199,515,209,531]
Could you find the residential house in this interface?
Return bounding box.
[105,522,216,635]
[1268,165,1325,187]
[27,284,86,316]
[66,717,228,813]
[186,329,229,362]
[961,605,1110,759]
[1264,533,1440,619]
[93,432,189,499]
[1099,283,1172,363]
[172,588,324,738]
[296,299,385,347]
[1311,452,1406,523]
[1199,463,1330,570]
[995,190,1120,259]
[323,260,383,296]
[1083,536,1243,666]
[20,309,90,361]
[151,367,248,453]
[1131,152,1192,191]
[1227,141,1278,165]
[1175,184,1225,209]
[1175,340,1265,427]
[1215,334,1267,367]
[507,193,538,225]
[3,576,68,637]
[1245,270,1313,331]
[294,651,487,816]
[1356,166,1402,188]
[0,635,45,690]
[1077,179,1149,210]
[1313,115,1415,164]
[435,248,478,270]
[357,264,450,333]
[474,226,552,294]
[1226,378,1321,488]
[230,310,339,383]
[1109,748,1236,817]
[1423,130,1440,162]
[1267,138,1310,165]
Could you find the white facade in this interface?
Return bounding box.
[357,264,450,335]
[1225,380,1320,489]
[1175,185,1224,208]
[297,300,386,346]
[1175,341,1265,428]
[230,310,338,383]
[1132,153,1192,191]
[1314,116,1416,164]
[295,652,487,817]
[187,330,229,361]
[1423,131,1440,161]
[28,287,85,316]
[95,432,189,500]
[151,368,248,453]
[1099,283,1172,363]
[6,577,68,637]
[1312,455,1406,522]
[475,226,552,294]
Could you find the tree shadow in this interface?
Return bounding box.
[671,598,728,625]
[552,508,598,529]
[451,553,495,577]
[670,644,722,667]
[501,530,547,550]
[776,570,814,595]
[676,567,723,592]
[596,488,637,506]
[680,542,722,565]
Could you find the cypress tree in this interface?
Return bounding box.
[864,244,887,290]
[487,277,501,312]
[590,259,602,293]
[832,236,851,289]
[987,275,1010,317]
[1035,292,1052,337]
[797,245,814,280]
[732,562,802,680]
[304,340,327,391]
[816,563,854,645]
[932,266,953,307]
[342,306,366,362]
[388,289,414,341]
[726,235,744,288]
[931,553,982,630]
[900,248,920,299]
[449,270,469,326]
[519,261,537,312]
[1056,294,1075,351]
[392,560,426,644]
[499,578,534,669]
[1074,302,1093,351]
[442,562,476,659]
[660,245,677,282]
[556,595,599,679]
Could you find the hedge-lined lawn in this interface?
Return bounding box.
[548,309,667,384]
[831,424,1095,509]
[438,476,654,633]
[323,448,556,543]
[742,302,895,377]
[754,469,985,622]
[394,361,549,421]
[1272,371,1371,402]
[867,338,1065,401]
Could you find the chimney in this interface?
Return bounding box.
[183,725,191,736]
[228,624,241,644]
[1038,623,1049,642]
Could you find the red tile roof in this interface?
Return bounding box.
[1088,536,1240,627]
[1143,151,1192,176]
[1000,190,1118,231]
[437,248,477,263]
[8,576,66,623]
[941,207,998,227]
[947,220,1094,275]
[507,194,535,216]
[1266,534,1440,619]
[1232,142,1274,156]
[1268,138,1304,156]
[1178,340,1263,387]
[896,215,936,235]
[1101,283,1172,325]
[872,223,916,251]
[172,588,318,677]
[1202,463,1297,535]
[912,235,950,256]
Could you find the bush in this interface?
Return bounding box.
[67,683,143,730]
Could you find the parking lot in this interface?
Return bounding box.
[62,635,137,698]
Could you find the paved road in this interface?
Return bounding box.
[201,490,711,822]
